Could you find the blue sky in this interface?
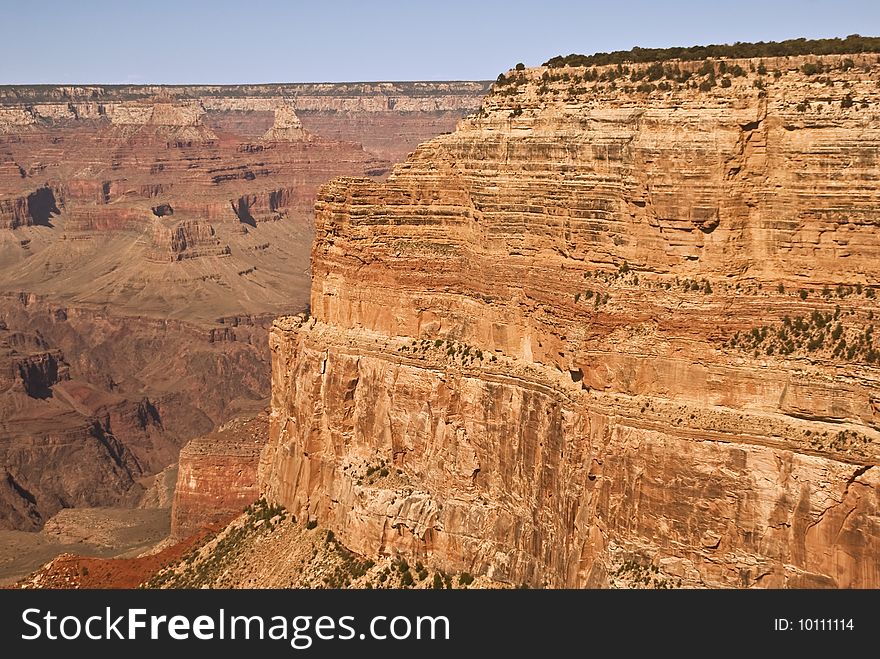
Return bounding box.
[1,0,878,84]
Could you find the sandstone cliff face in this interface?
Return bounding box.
[170,412,268,540]
[262,54,880,588]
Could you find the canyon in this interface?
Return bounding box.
[0,81,487,548]
[258,52,880,588]
[6,49,880,590]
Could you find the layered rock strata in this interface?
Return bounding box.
[262,54,880,588]
[0,82,486,530]
[170,412,268,540]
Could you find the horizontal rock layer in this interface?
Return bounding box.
[170,412,268,540]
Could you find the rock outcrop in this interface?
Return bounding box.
[0,186,60,229]
[170,412,268,540]
[260,105,305,142]
[262,54,880,588]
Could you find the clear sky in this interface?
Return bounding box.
[1,0,878,84]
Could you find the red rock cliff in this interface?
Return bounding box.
[261,54,880,588]
[170,412,268,540]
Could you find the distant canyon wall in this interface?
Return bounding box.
[0,81,487,530]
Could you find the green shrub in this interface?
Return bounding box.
[459,572,475,586]
[697,60,715,76]
[306,520,318,530]
[645,62,665,81]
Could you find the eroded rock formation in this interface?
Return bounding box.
[0,82,486,530]
[262,54,880,588]
[170,412,268,540]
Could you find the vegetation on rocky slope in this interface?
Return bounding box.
[143,498,503,589]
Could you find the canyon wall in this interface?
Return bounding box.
[0,82,487,530]
[170,412,267,540]
[262,54,880,588]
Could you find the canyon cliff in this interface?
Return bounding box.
[0,82,487,530]
[261,53,880,588]
[170,412,268,540]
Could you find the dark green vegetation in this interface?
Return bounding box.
[727,304,880,364]
[498,48,876,103]
[543,35,880,68]
[369,558,474,590]
[398,337,494,365]
[613,560,676,589]
[320,531,376,588]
